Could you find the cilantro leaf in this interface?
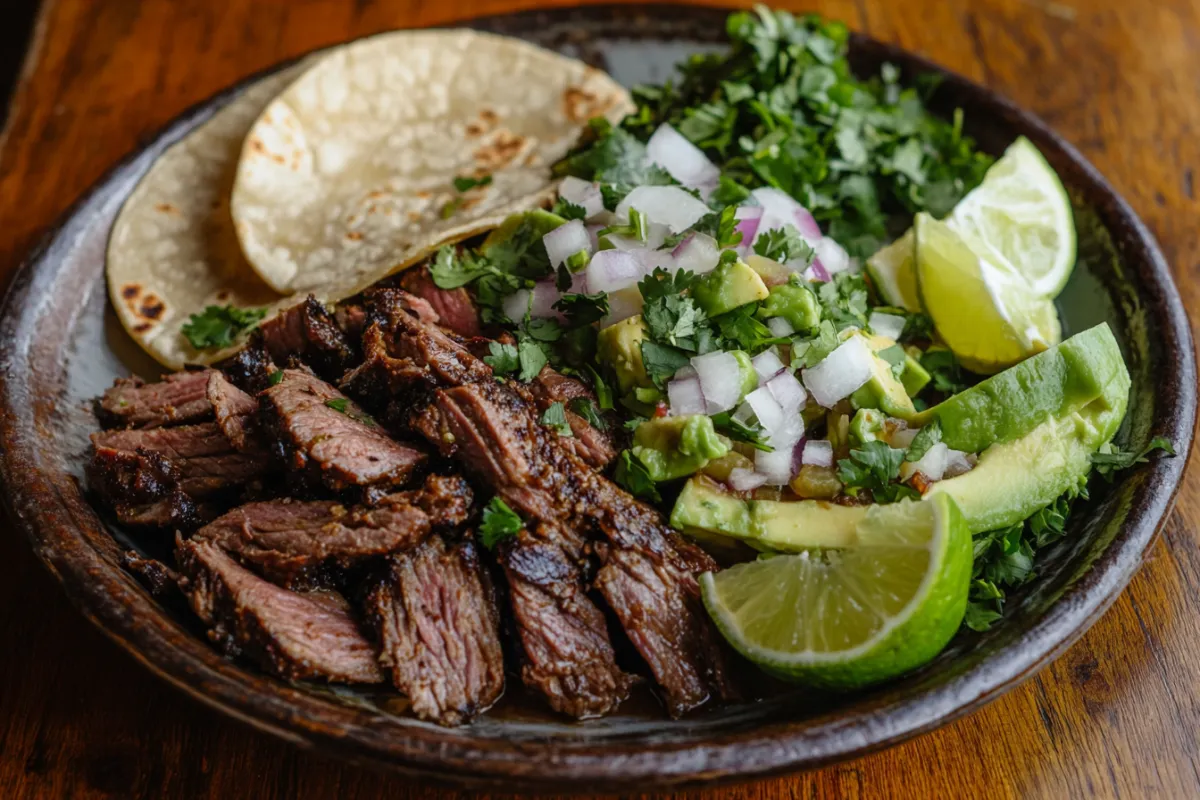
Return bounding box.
[1090,436,1176,481]
[906,421,942,463]
[453,174,493,192]
[614,450,662,502]
[552,198,588,220]
[483,342,520,375]
[792,319,840,368]
[639,340,691,389]
[837,440,909,502]
[323,397,376,427]
[540,402,574,437]
[517,340,549,382]
[753,226,814,265]
[181,305,268,350]
[479,497,523,550]
[583,365,615,410]
[710,411,773,452]
[568,397,608,431]
[552,292,610,328]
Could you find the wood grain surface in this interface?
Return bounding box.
[1,0,1197,797]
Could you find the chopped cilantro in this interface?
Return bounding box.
[614,450,662,502]
[639,340,691,389]
[517,340,549,382]
[181,305,268,350]
[553,292,610,328]
[483,341,520,375]
[753,226,814,265]
[792,319,840,368]
[568,397,608,431]
[837,440,916,503]
[453,174,493,192]
[479,497,523,549]
[710,411,773,451]
[583,365,615,410]
[323,396,376,427]
[713,305,788,353]
[1090,436,1176,481]
[905,421,942,463]
[540,402,574,437]
[267,369,284,387]
[552,198,588,220]
[599,207,650,243]
[816,273,870,330]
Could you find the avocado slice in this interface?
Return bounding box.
[845,331,918,421]
[597,316,650,393]
[916,323,1127,453]
[691,260,770,316]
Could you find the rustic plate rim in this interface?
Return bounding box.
[0,4,1195,791]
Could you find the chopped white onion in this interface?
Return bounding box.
[671,232,721,274]
[691,351,744,414]
[501,281,560,322]
[943,449,975,479]
[604,221,669,253]
[558,176,606,220]
[889,425,919,449]
[755,443,797,486]
[646,123,721,188]
[543,219,592,269]
[628,246,675,276]
[746,386,805,446]
[600,286,644,328]
[729,467,769,492]
[748,188,823,249]
[732,401,756,427]
[901,442,949,482]
[616,186,711,234]
[674,364,698,380]
[801,439,833,468]
[751,349,786,382]
[766,316,796,338]
[667,375,707,417]
[765,370,807,414]
[868,311,906,342]
[801,336,875,407]
[813,237,851,275]
[586,249,644,294]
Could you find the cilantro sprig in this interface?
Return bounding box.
[182,305,268,350]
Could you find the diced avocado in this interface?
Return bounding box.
[745,254,793,286]
[632,415,730,482]
[901,346,932,396]
[845,331,917,420]
[691,260,770,316]
[916,323,1129,453]
[849,408,886,445]
[669,333,1130,542]
[482,209,567,252]
[730,350,759,401]
[598,316,650,393]
[702,450,755,482]
[758,276,822,332]
[789,464,843,499]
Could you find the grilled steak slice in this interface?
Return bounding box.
[87,447,209,529]
[500,524,633,718]
[260,369,426,493]
[95,370,214,429]
[177,537,383,684]
[528,366,616,469]
[91,423,270,498]
[364,537,504,725]
[217,343,275,395]
[399,266,481,338]
[194,475,472,585]
[207,372,262,453]
[121,550,181,598]
[414,380,737,716]
[258,295,357,381]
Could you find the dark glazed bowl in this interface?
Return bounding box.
[0,5,1194,792]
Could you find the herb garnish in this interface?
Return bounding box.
[837,440,919,503]
[1090,436,1176,481]
[614,450,662,502]
[569,397,608,431]
[479,497,523,549]
[181,305,268,350]
[540,402,574,437]
[453,174,493,192]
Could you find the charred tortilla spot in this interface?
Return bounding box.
[473,130,527,171]
[346,231,364,241]
[250,137,265,154]
[479,108,498,124]
[121,284,140,300]
[133,322,151,333]
[140,299,166,320]
[417,191,431,200]
[154,202,178,214]
[407,211,423,221]
[563,86,602,123]
[465,122,484,136]
[216,291,230,302]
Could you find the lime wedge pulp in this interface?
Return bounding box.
[865,229,920,312]
[915,213,1061,374]
[700,494,972,690]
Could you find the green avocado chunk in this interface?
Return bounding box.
[481,209,568,252]
[670,331,1130,543]
[691,259,770,316]
[597,316,650,393]
[915,323,1127,453]
[845,331,917,420]
[759,277,822,332]
[901,346,932,396]
[632,416,730,482]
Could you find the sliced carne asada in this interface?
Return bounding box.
[414,379,737,717]
[259,369,426,493]
[176,537,384,684]
[207,371,263,453]
[91,423,271,499]
[217,343,276,395]
[257,295,357,381]
[499,524,634,718]
[363,536,505,725]
[528,366,616,469]
[87,447,210,529]
[193,475,472,585]
[121,550,181,598]
[95,369,214,429]
[399,265,481,338]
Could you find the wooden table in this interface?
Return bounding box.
[1,0,1197,797]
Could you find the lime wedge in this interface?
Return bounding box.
[915,213,1060,374]
[948,137,1075,299]
[865,229,920,312]
[700,494,971,689]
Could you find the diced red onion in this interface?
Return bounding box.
[501,281,560,322]
[801,439,833,468]
[691,351,744,414]
[943,449,975,479]
[734,206,763,252]
[671,232,721,274]
[749,188,823,248]
[813,238,851,275]
[629,246,676,275]
[729,467,769,492]
[766,316,795,338]
[666,375,707,417]
[765,370,807,414]
[616,186,711,234]
[587,249,644,294]
[558,176,606,220]
[600,286,643,329]
[868,311,906,342]
[543,219,592,269]
[792,208,823,242]
[755,443,797,486]
[801,335,875,407]
[751,349,786,382]
[646,122,720,188]
[901,442,949,482]
[804,261,832,283]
